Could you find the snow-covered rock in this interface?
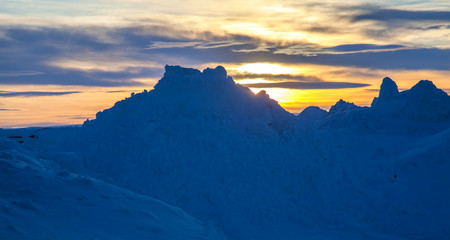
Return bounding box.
[402,80,450,121]
[379,77,399,100]
[297,106,328,120]
[329,99,360,114]
[372,78,450,122]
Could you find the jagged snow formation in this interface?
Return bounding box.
[1,65,450,240]
[370,77,450,122]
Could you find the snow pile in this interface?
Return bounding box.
[2,66,450,240]
[297,106,327,120]
[318,77,450,132]
[0,137,225,240]
[85,65,293,136]
[328,99,360,114]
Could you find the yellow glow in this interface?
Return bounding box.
[227,62,450,114]
[0,85,148,128]
[261,6,296,13]
[2,63,450,127]
[234,63,295,74]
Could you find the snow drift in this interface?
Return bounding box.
[1,65,449,240]
[0,136,225,240]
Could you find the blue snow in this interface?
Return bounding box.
[1,65,449,240]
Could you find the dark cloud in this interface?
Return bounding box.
[240,48,450,70]
[325,69,381,78]
[0,71,44,77]
[242,81,370,89]
[1,24,450,90]
[0,25,250,86]
[0,70,151,86]
[105,90,133,93]
[353,9,450,22]
[70,116,93,120]
[304,26,340,33]
[364,89,381,92]
[273,43,407,56]
[326,44,405,52]
[0,108,21,111]
[231,73,323,82]
[415,24,450,30]
[0,91,80,97]
[55,114,94,120]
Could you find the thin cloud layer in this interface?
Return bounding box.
[0,91,80,97]
[353,9,450,22]
[0,71,44,77]
[273,44,408,56]
[243,81,370,90]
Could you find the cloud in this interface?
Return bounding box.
[55,114,94,120]
[147,40,245,50]
[1,24,450,90]
[105,90,133,93]
[353,9,450,22]
[0,91,80,97]
[274,44,407,56]
[328,44,406,52]
[232,45,273,53]
[195,41,246,49]
[147,41,203,49]
[0,71,44,77]
[416,24,450,30]
[231,73,323,82]
[240,48,450,71]
[47,58,161,72]
[242,81,370,90]
[0,25,251,86]
[0,108,21,111]
[0,70,151,86]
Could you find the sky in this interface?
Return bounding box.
[1,0,450,127]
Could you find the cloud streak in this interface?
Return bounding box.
[0,71,44,77]
[0,91,80,97]
[353,9,450,22]
[242,81,370,90]
[231,73,323,82]
[274,44,407,56]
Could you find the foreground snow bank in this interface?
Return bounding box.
[0,137,225,240]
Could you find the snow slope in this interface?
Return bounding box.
[1,66,449,240]
[0,137,225,240]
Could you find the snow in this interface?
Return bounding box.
[328,99,361,114]
[378,77,399,100]
[0,137,225,240]
[372,78,450,122]
[1,65,450,240]
[297,106,327,120]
